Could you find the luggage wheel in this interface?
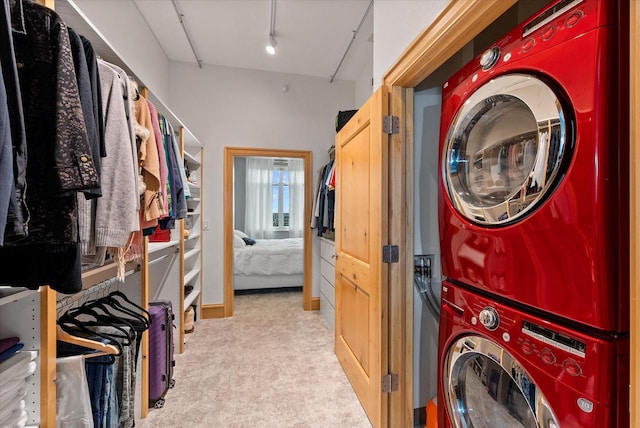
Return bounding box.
[169,379,176,388]
[154,399,165,409]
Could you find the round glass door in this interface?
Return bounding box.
[445,336,559,428]
[443,74,571,225]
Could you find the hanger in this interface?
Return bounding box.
[99,295,150,330]
[56,325,119,359]
[108,290,152,320]
[63,304,135,346]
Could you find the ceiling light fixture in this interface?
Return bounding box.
[266,0,277,55]
[266,36,277,55]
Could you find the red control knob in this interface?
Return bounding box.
[542,26,555,41]
[521,341,533,355]
[563,359,582,377]
[566,11,583,28]
[522,38,535,52]
[540,349,556,365]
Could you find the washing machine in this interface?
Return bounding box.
[437,281,629,428]
[438,0,629,333]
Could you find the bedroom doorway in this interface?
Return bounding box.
[223,147,313,317]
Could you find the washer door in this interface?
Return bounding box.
[443,74,570,225]
[445,335,559,428]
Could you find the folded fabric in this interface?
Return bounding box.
[0,399,23,424]
[0,351,34,373]
[0,343,24,363]
[0,337,19,354]
[3,407,27,428]
[0,386,26,416]
[0,376,27,402]
[0,359,36,382]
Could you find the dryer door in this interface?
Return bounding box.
[443,74,570,225]
[445,335,559,428]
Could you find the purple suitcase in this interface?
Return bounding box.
[148,300,175,408]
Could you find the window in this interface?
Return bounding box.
[272,168,290,229]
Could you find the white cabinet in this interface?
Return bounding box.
[319,238,336,332]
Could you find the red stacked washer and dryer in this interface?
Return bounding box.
[436,0,629,427]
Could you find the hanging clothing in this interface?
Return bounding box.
[0,66,12,246]
[0,0,101,294]
[68,26,101,198]
[134,95,162,229]
[56,356,95,428]
[146,100,168,218]
[158,117,186,230]
[0,0,27,243]
[80,35,106,160]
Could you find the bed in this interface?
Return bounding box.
[233,230,304,290]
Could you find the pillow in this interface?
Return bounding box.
[234,229,248,239]
[234,235,246,248]
[242,237,256,246]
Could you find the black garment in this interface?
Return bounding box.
[80,35,106,159]
[0,0,27,243]
[69,27,101,198]
[0,1,100,293]
[0,244,82,294]
[10,0,98,244]
[0,67,12,246]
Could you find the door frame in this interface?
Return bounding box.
[381,0,523,426]
[223,147,314,317]
[381,0,638,426]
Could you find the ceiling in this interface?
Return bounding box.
[132,0,374,81]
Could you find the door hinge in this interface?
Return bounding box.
[382,245,399,263]
[382,115,399,134]
[382,373,399,393]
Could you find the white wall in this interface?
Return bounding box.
[168,62,355,304]
[73,0,171,102]
[354,46,374,109]
[373,0,448,88]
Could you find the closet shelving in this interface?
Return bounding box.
[180,144,203,352]
[0,0,205,426]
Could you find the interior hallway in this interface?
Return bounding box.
[138,290,371,427]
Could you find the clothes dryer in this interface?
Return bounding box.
[437,281,629,428]
[438,0,629,333]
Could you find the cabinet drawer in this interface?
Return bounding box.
[320,239,335,266]
[320,293,335,332]
[320,258,335,285]
[320,276,335,307]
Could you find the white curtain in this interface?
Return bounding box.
[244,157,275,239]
[288,159,305,238]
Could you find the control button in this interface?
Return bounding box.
[522,38,535,52]
[503,53,512,62]
[563,359,582,377]
[480,46,501,70]
[566,11,583,28]
[472,74,478,83]
[502,332,510,342]
[542,26,556,41]
[479,307,500,331]
[521,341,533,355]
[471,316,477,325]
[577,398,594,413]
[540,349,556,365]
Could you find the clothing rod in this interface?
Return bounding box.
[329,0,373,83]
[58,265,139,309]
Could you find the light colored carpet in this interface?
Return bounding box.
[138,290,372,428]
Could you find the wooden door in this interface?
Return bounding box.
[335,87,390,427]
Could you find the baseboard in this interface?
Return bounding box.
[311,297,320,310]
[201,304,225,319]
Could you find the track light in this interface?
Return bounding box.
[266,36,277,55]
